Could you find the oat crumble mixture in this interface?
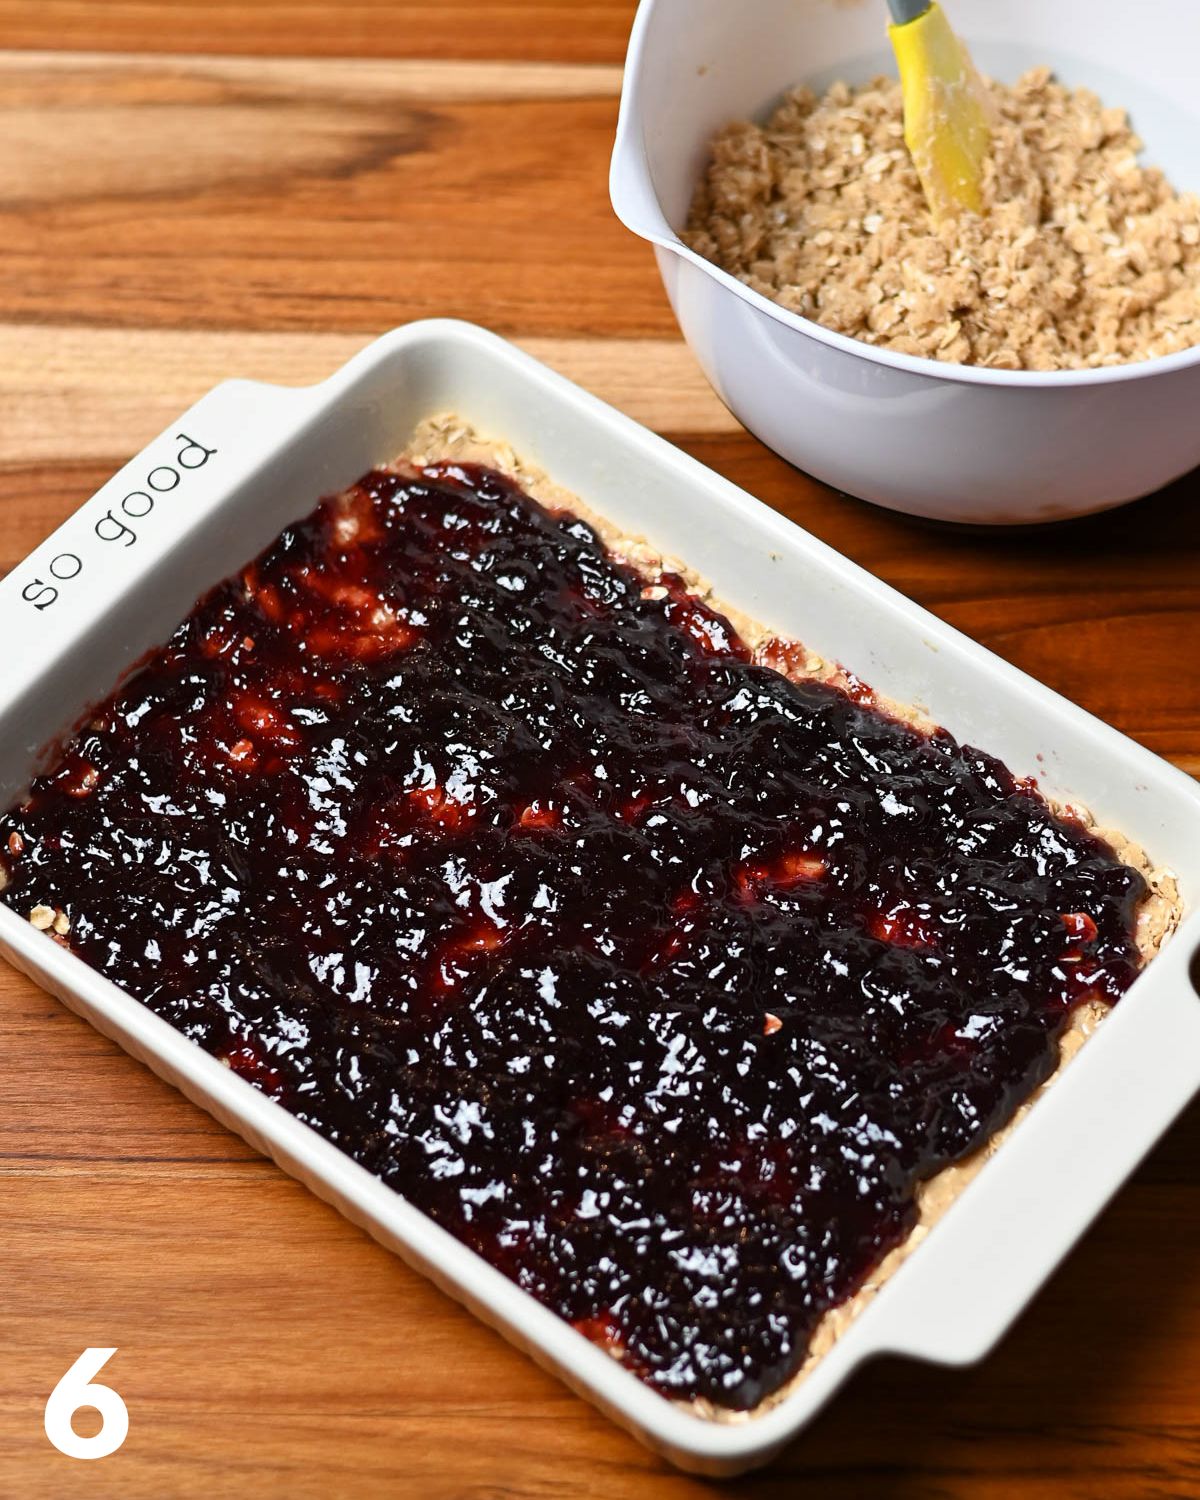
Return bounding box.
[684,66,1200,370]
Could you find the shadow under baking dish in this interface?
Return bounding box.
[0,321,1198,1475]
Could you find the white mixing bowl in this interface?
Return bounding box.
[610,0,1200,524]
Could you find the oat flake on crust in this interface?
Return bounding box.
[403,415,1181,1420]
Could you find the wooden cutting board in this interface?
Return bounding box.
[1,7,1198,1497]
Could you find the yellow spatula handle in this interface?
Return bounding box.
[888,1,991,221]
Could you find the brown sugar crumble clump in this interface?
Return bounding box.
[683,67,1200,370]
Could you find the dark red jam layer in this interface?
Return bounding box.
[0,460,1147,1410]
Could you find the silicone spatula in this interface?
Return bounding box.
[886,0,991,221]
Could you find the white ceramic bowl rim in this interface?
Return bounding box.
[612,0,1200,392]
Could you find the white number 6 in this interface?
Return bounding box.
[44,1347,129,1460]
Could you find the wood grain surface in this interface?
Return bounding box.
[1,6,1198,1497]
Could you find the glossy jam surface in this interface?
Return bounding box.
[0,462,1147,1410]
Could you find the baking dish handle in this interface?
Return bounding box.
[866,926,1200,1367]
[0,375,321,711]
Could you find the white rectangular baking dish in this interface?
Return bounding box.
[1,319,1197,1477]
